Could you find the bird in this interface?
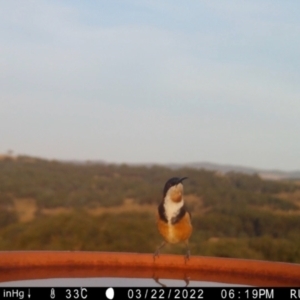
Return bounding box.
[154,177,192,261]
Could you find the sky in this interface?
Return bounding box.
[1,1,300,170]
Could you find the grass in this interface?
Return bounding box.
[11,195,202,221]
[12,198,37,222]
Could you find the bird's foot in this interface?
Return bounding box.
[184,250,190,264]
[154,241,166,262]
[153,251,159,262]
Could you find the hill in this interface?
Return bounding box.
[0,155,300,263]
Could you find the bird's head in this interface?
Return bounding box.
[163,177,188,203]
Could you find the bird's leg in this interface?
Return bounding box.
[153,241,166,261]
[184,241,190,264]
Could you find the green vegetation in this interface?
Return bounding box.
[0,155,300,263]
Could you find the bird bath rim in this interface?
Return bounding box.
[0,251,299,287]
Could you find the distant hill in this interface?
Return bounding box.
[63,160,300,180]
[165,162,300,180]
[1,154,299,180]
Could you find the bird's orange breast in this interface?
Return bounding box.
[157,212,192,244]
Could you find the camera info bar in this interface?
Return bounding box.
[0,287,299,300]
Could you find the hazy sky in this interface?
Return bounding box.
[1,1,300,170]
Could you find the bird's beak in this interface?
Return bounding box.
[177,177,188,184]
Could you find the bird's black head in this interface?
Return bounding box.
[163,177,188,198]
